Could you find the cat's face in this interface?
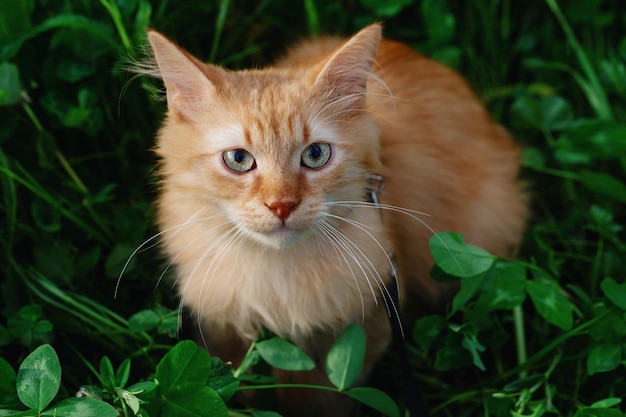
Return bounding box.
[148,26,382,249]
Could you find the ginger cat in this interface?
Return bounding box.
[143,24,527,415]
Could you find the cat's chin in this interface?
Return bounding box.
[249,225,308,250]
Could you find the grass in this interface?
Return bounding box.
[1,0,625,416]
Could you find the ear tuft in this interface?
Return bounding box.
[143,30,219,118]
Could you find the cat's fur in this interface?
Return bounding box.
[144,24,527,415]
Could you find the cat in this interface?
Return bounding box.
[141,23,527,415]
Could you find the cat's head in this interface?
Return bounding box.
[145,24,384,249]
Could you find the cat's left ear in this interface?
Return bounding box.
[146,30,225,119]
[312,24,382,111]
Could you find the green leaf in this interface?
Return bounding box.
[526,280,573,330]
[1,14,120,60]
[16,344,61,411]
[359,0,412,17]
[255,337,315,372]
[576,408,624,417]
[0,63,22,106]
[451,272,488,314]
[117,389,140,414]
[128,310,160,333]
[522,147,546,169]
[460,328,486,371]
[600,278,626,310]
[556,119,626,163]
[156,341,212,395]
[503,374,545,393]
[589,398,622,409]
[0,357,17,406]
[422,0,456,44]
[325,323,366,390]
[472,263,527,315]
[511,94,572,131]
[413,315,447,350]
[589,312,626,342]
[343,387,400,417]
[99,357,116,391]
[540,95,574,130]
[579,171,626,203]
[161,383,228,417]
[207,357,239,402]
[586,344,622,375]
[429,232,495,278]
[41,398,118,417]
[434,332,471,371]
[116,359,131,388]
[251,412,283,417]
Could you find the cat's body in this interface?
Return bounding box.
[145,24,527,415]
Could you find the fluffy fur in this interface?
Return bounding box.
[142,24,527,415]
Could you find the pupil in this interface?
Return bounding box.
[309,145,321,159]
[234,150,245,164]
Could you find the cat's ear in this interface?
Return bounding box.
[146,30,224,118]
[312,24,382,111]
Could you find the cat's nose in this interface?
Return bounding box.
[266,201,299,221]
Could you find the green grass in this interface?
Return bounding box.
[1,0,626,416]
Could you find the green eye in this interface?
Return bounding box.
[301,143,332,169]
[223,149,256,173]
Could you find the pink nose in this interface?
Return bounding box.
[266,201,298,221]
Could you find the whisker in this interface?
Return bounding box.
[177,224,239,349]
[196,227,245,349]
[114,206,212,298]
[327,200,467,278]
[315,219,367,322]
[323,212,404,337]
[154,217,233,292]
[319,219,380,304]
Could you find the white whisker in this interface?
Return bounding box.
[155,217,233,292]
[327,200,467,278]
[315,219,367,322]
[114,206,212,298]
[323,211,404,337]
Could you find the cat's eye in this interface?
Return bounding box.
[301,143,332,169]
[223,149,256,173]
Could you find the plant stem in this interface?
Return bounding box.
[513,305,527,378]
[237,383,340,393]
[233,342,257,378]
[502,309,609,379]
[23,103,89,193]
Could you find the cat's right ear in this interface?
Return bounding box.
[146,30,223,119]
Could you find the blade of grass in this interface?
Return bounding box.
[544,0,612,119]
[304,0,320,38]
[99,0,133,53]
[209,0,230,63]
[22,103,115,243]
[23,267,151,345]
[0,161,111,245]
[0,151,17,253]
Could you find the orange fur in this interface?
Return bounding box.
[144,24,527,415]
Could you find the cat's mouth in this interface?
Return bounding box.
[253,223,308,250]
